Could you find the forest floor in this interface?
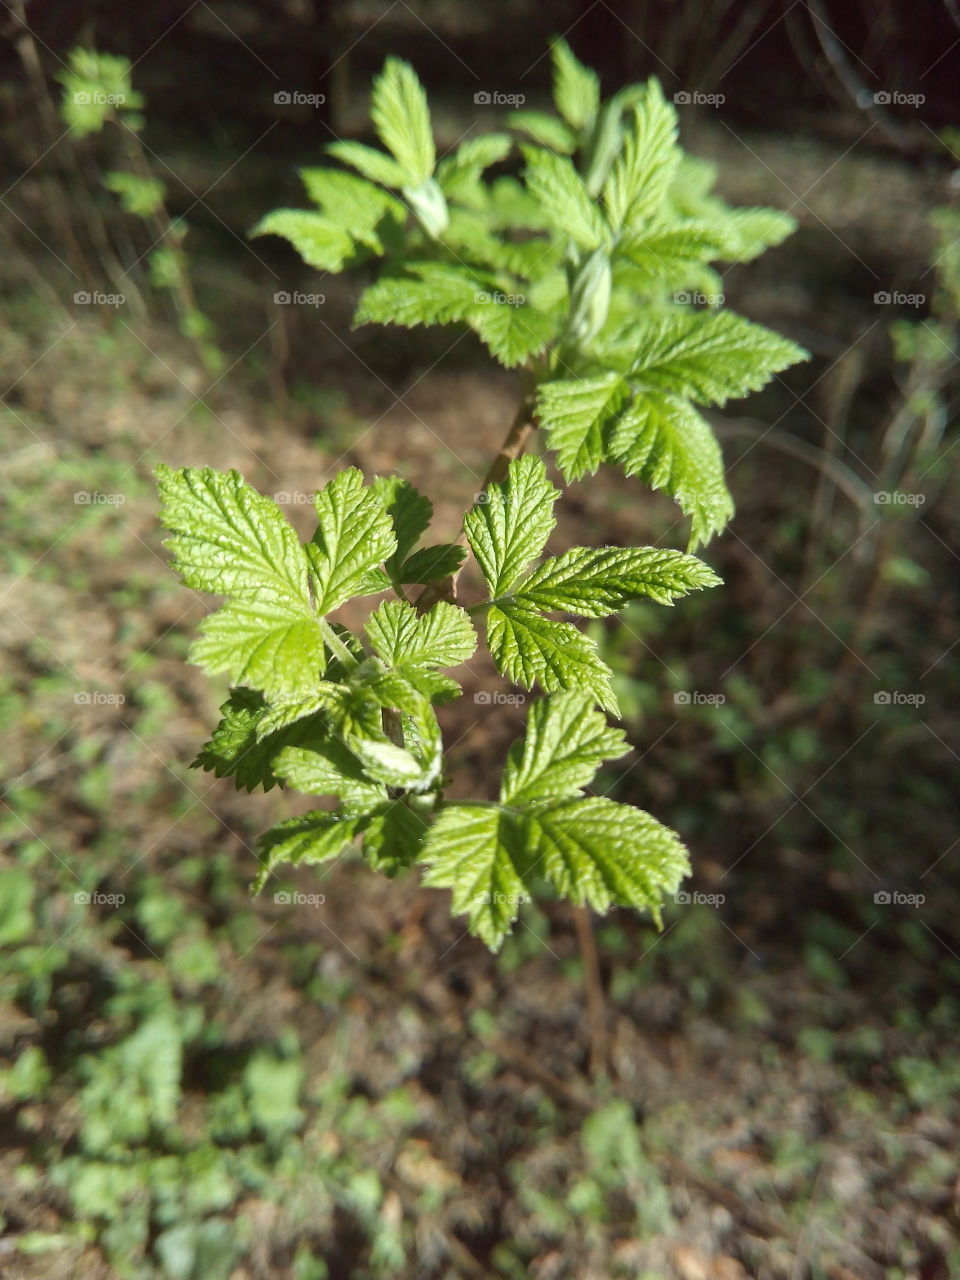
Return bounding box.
[1,106,959,1280]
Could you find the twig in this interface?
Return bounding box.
[572,905,609,1079]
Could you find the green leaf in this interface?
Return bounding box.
[193,688,324,792]
[396,544,466,585]
[362,798,430,872]
[629,309,807,405]
[464,455,559,597]
[436,133,512,200]
[366,599,477,670]
[372,475,468,584]
[298,168,404,249]
[551,38,600,131]
[371,57,435,187]
[712,207,796,261]
[604,83,679,230]
[308,468,396,612]
[536,372,628,480]
[342,737,427,790]
[254,812,361,891]
[522,147,607,250]
[618,224,726,285]
[508,110,577,154]
[519,545,721,614]
[486,602,618,714]
[249,209,355,271]
[273,744,386,811]
[467,298,557,367]
[354,264,482,329]
[327,140,406,189]
[419,806,530,950]
[103,171,165,218]
[500,691,627,804]
[189,600,326,696]
[523,795,688,922]
[606,391,734,548]
[156,465,310,606]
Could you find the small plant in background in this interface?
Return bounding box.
[57,46,223,372]
[157,42,806,950]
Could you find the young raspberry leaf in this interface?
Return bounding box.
[362,798,430,872]
[486,602,618,714]
[372,475,467,586]
[523,795,689,922]
[551,37,600,132]
[308,467,396,613]
[370,57,435,188]
[605,391,734,548]
[326,140,406,190]
[464,455,559,597]
[419,806,530,950]
[523,146,608,250]
[629,309,808,404]
[189,599,327,697]
[500,691,627,804]
[519,545,722,614]
[192,688,326,792]
[365,599,477,671]
[508,109,577,154]
[272,744,386,811]
[536,371,629,480]
[298,168,404,249]
[249,209,355,271]
[156,465,310,605]
[604,82,679,231]
[253,812,362,892]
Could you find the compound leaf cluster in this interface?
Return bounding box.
[157,40,807,951]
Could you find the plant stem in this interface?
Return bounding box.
[414,395,536,612]
[318,617,358,670]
